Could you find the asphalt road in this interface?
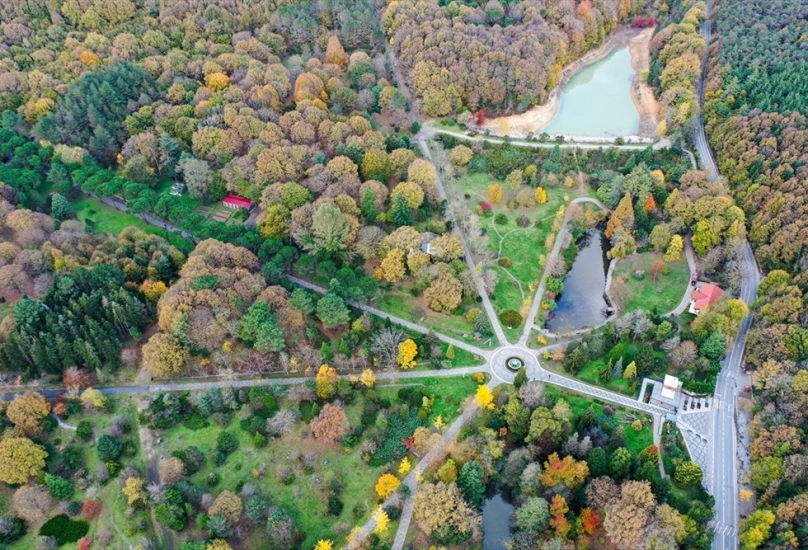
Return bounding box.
[694,2,762,547]
[710,242,759,549]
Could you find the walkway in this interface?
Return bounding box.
[415,138,508,346]
[420,125,653,151]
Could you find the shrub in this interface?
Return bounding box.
[327,494,344,516]
[39,515,89,544]
[81,500,102,520]
[216,431,238,455]
[96,435,122,462]
[517,214,531,227]
[498,257,512,268]
[494,213,508,225]
[632,269,646,280]
[76,421,93,442]
[498,310,523,328]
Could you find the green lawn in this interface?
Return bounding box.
[611,251,690,314]
[153,377,477,548]
[376,288,496,348]
[450,171,594,340]
[545,385,654,455]
[72,196,194,252]
[7,397,153,550]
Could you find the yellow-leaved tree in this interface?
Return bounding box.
[488,183,503,204]
[475,384,495,410]
[374,508,390,534]
[122,477,146,506]
[360,369,376,388]
[315,365,339,400]
[375,473,401,499]
[313,541,333,550]
[535,187,548,205]
[0,437,48,484]
[397,339,418,369]
[398,457,412,476]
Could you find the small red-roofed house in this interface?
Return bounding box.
[222,195,253,210]
[689,283,723,314]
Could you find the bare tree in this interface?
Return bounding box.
[371,327,404,370]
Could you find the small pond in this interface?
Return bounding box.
[546,230,611,333]
[482,493,514,550]
[542,47,640,137]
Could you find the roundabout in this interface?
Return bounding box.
[490,346,543,384]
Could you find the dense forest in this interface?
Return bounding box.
[383,0,648,115]
[702,1,808,549]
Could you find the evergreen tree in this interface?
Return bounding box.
[361,188,377,223]
[390,193,412,226]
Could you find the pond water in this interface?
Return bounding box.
[542,48,640,137]
[482,493,514,550]
[546,230,611,333]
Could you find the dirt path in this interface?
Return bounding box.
[481,27,659,139]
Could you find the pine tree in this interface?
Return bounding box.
[390,193,412,226]
[361,188,377,223]
[622,360,637,379]
[611,357,623,380]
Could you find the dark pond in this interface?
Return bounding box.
[482,493,514,549]
[546,229,611,333]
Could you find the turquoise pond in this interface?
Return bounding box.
[542,47,640,137]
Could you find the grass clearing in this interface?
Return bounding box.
[611,251,690,314]
[152,376,477,548]
[72,196,194,251]
[448,170,590,340]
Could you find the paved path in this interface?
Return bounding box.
[668,236,698,316]
[415,138,508,346]
[421,125,654,150]
[288,276,492,358]
[53,414,76,431]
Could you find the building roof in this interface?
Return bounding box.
[222,195,252,208]
[661,375,682,400]
[690,283,723,312]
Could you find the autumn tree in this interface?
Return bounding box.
[12,484,52,525]
[0,437,48,484]
[375,474,400,499]
[423,272,463,312]
[397,339,418,369]
[315,365,339,399]
[549,494,570,538]
[604,480,656,548]
[122,476,146,506]
[488,183,503,204]
[159,457,185,484]
[391,181,424,209]
[310,404,349,443]
[142,333,189,378]
[540,452,589,488]
[581,507,601,535]
[664,234,684,262]
[535,187,548,204]
[412,482,480,539]
[209,491,243,524]
[475,384,494,410]
[7,392,50,436]
[379,248,406,282]
[605,193,635,239]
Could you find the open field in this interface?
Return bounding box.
[611,251,690,314]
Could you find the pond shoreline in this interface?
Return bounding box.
[481,27,658,139]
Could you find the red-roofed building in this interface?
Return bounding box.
[222,195,253,210]
[689,283,723,314]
